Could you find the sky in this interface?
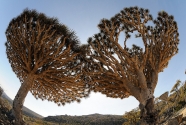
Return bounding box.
[0,0,186,117]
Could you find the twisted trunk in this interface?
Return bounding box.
[129,85,157,125]
[136,71,158,125]
[12,74,33,125]
[139,97,158,125]
[134,86,158,125]
[131,84,158,124]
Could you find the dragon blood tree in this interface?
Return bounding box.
[85,7,179,124]
[5,9,89,125]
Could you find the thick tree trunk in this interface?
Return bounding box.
[133,71,159,125]
[132,86,158,125]
[139,97,158,125]
[12,75,33,125]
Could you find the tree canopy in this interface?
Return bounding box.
[85,6,179,101]
[5,9,89,106]
[83,7,179,124]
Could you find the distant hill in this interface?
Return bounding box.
[43,114,126,125]
[1,92,126,124]
[1,92,43,119]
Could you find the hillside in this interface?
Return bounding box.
[0,92,126,125]
[43,114,126,125]
[1,92,43,119]
[0,96,15,124]
[2,86,186,125]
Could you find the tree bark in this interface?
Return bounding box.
[139,97,159,125]
[12,74,33,125]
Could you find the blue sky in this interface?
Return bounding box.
[0,0,186,117]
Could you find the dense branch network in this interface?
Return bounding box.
[85,7,179,99]
[5,9,90,106]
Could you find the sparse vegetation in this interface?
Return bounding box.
[123,108,140,125]
[44,114,126,125]
[122,75,186,125]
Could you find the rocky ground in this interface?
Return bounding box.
[0,97,15,125]
[0,96,57,125]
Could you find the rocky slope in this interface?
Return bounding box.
[0,97,15,124]
[1,92,43,119]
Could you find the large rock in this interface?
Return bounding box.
[166,114,182,125]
